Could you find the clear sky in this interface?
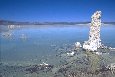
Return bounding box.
[0,0,115,22]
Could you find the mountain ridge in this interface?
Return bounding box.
[0,19,115,25]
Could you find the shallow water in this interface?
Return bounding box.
[0,25,88,63]
[0,24,115,63]
[0,24,115,77]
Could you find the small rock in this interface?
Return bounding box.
[67,51,75,57]
[75,42,82,48]
[95,52,102,55]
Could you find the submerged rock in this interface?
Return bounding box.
[1,31,12,38]
[25,63,53,73]
[20,34,27,40]
[107,63,115,71]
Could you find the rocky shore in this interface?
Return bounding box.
[0,46,115,77]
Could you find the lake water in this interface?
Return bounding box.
[0,25,88,64]
[0,24,115,77]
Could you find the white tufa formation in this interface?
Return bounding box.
[75,42,82,48]
[67,51,75,57]
[83,11,102,51]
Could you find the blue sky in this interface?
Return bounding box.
[0,0,115,22]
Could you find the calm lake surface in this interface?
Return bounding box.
[0,24,115,65]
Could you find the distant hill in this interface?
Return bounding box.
[0,20,31,25]
[0,20,90,25]
[103,22,115,25]
[0,19,115,25]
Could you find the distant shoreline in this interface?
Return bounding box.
[0,20,115,25]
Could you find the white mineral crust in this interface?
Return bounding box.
[83,11,102,51]
[75,42,82,48]
[67,51,75,56]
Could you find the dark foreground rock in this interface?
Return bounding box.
[25,64,53,73]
